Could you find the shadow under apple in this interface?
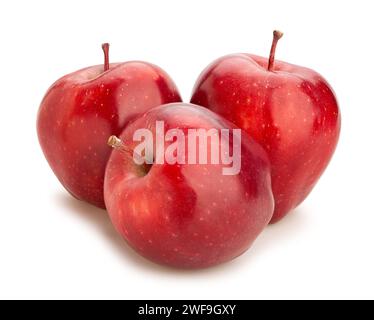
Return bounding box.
[55,192,176,274]
[252,206,309,254]
[55,192,308,275]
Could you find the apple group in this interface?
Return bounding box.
[37,32,341,268]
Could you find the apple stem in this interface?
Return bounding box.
[108,136,123,149]
[267,30,284,72]
[108,136,144,164]
[102,43,110,72]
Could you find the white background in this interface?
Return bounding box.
[0,0,373,300]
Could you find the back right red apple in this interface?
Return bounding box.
[191,31,341,223]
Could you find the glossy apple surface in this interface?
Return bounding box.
[191,32,341,223]
[37,44,181,208]
[104,103,274,268]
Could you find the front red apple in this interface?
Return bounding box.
[104,103,274,268]
[37,44,181,208]
[191,32,341,223]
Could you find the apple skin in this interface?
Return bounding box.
[191,54,341,223]
[37,62,181,208]
[104,103,274,268]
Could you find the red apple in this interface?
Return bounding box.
[104,103,274,268]
[191,31,341,223]
[37,44,181,208]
